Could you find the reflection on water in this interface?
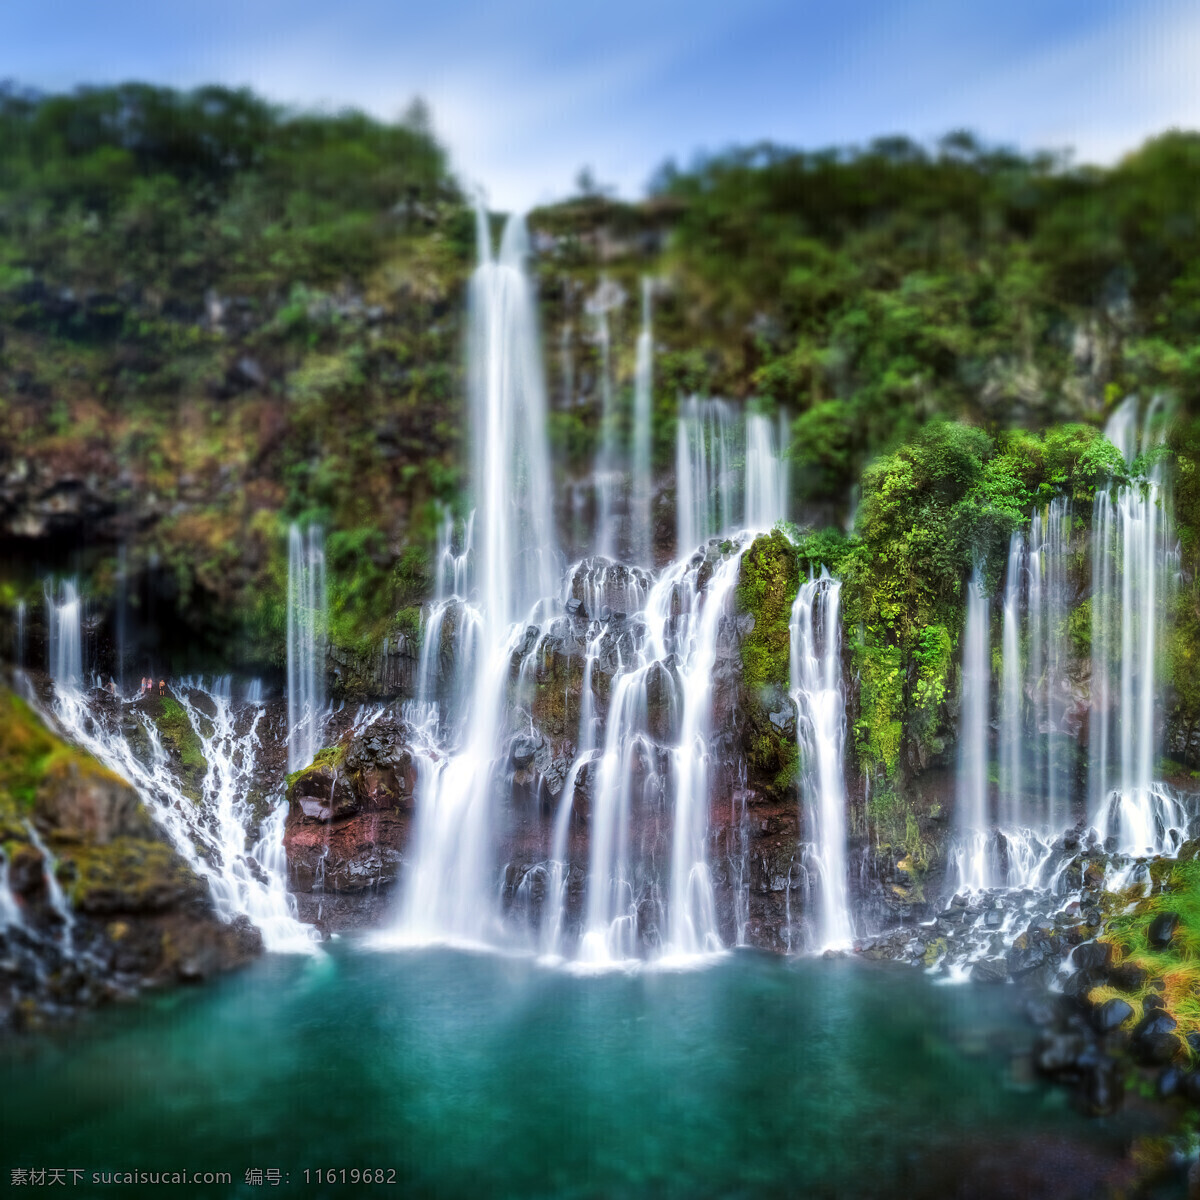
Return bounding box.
[0,947,1140,1198]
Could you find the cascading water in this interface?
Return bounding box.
[951,569,992,891]
[576,545,742,964]
[676,398,737,552]
[790,570,853,949]
[630,278,654,567]
[48,679,317,952]
[45,579,82,691]
[1091,396,1183,853]
[984,499,1077,886]
[14,599,26,668]
[286,524,327,774]
[745,411,789,534]
[590,280,622,558]
[397,209,558,945]
[663,550,742,958]
[676,399,790,551]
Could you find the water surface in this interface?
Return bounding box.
[0,947,1136,1198]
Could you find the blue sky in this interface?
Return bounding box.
[5,0,1199,208]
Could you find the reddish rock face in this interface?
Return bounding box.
[283,718,417,928]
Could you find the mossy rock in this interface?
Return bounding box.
[736,531,799,692]
[0,691,132,831]
[148,696,208,801]
[56,835,207,914]
[737,532,802,790]
[285,744,346,792]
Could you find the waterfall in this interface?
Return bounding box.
[744,411,789,533]
[630,278,654,566]
[434,507,474,603]
[790,570,852,949]
[286,524,327,774]
[1091,396,1182,853]
[675,398,737,552]
[575,545,741,964]
[397,209,558,945]
[591,282,621,558]
[998,533,1023,831]
[48,679,317,952]
[14,599,25,667]
[45,578,83,692]
[663,550,742,958]
[952,570,992,891]
[24,820,75,954]
[0,849,22,929]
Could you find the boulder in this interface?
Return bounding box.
[1147,912,1180,949]
[1092,998,1133,1033]
[1072,941,1113,973]
[289,766,357,822]
[1034,1032,1085,1075]
[1132,1010,1181,1065]
[971,957,1008,985]
[343,719,416,811]
[1109,960,1148,992]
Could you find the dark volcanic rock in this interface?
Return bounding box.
[1072,941,1113,973]
[1092,998,1133,1034]
[971,958,1009,985]
[1147,912,1180,949]
[1109,960,1148,992]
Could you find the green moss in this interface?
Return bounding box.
[284,744,345,790]
[56,835,201,911]
[736,531,800,691]
[149,696,207,801]
[0,691,128,833]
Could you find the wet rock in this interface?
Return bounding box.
[565,597,584,618]
[1148,911,1180,949]
[290,767,358,821]
[971,957,1008,985]
[1158,1066,1185,1099]
[511,734,540,770]
[984,908,1003,929]
[1072,941,1113,973]
[1109,960,1148,991]
[1034,1032,1085,1075]
[1006,939,1052,978]
[1077,1053,1124,1116]
[343,719,416,810]
[1137,1032,1182,1065]
[643,660,680,744]
[768,708,796,737]
[1062,969,1101,1005]
[1132,1010,1181,1065]
[1092,998,1133,1033]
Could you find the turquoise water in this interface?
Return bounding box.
[1,946,1132,1198]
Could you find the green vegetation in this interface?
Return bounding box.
[149,696,207,800]
[736,531,799,692]
[0,690,125,836]
[1097,852,1200,1052]
[284,744,346,791]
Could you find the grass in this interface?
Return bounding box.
[1097,853,1200,1057]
